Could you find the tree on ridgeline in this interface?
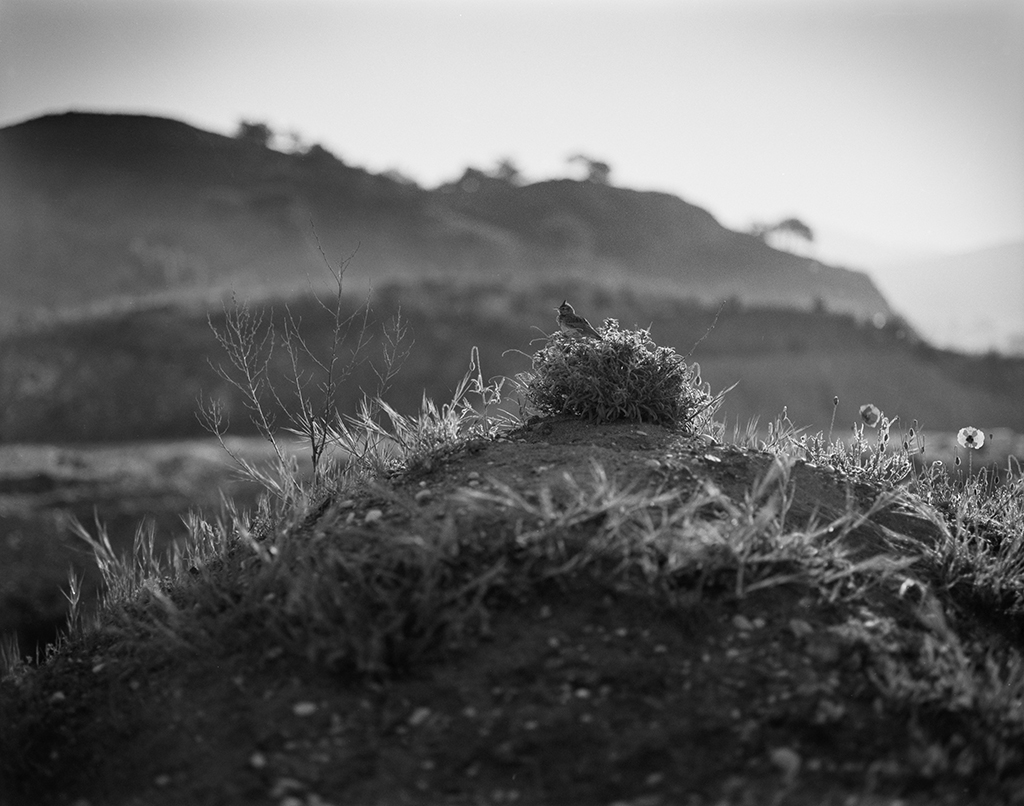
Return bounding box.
[747,216,815,254]
[568,154,612,185]
[235,120,273,148]
[491,157,523,185]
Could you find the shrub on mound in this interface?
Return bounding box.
[520,319,716,429]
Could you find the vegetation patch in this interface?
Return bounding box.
[518,320,723,428]
[2,298,1024,805]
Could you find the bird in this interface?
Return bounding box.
[555,300,603,340]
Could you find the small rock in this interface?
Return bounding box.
[769,747,801,782]
[292,701,318,717]
[414,489,433,504]
[788,619,814,638]
[363,509,384,524]
[467,471,481,480]
[408,706,432,726]
[48,691,66,704]
[539,604,552,619]
[270,778,306,798]
[153,774,172,788]
[249,751,268,769]
[732,614,754,631]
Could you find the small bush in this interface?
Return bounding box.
[519,319,718,429]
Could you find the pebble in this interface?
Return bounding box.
[732,615,754,631]
[270,778,305,798]
[363,509,384,524]
[292,701,318,717]
[414,489,433,504]
[408,706,432,726]
[769,747,802,782]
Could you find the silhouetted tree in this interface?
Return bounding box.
[749,217,811,248]
[382,168,418,186]
[747,222,772,241]
[775,217,814,243]
[457,167,487,193]
[299,143,341,165]
[491,157,522,185]
[236,120,273,148]
[568,154,611,185]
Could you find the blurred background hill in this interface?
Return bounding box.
[1,111,889,320]
[1,111,1022,447]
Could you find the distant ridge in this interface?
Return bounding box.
[0,111,892,320]
[875,240,1024,355]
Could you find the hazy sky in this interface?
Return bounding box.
[1,0,1023,261]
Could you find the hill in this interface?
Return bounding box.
[0,111,891,321]
[1,277,1021,448]
[873,240,1024,356]
[3,414,1024,804]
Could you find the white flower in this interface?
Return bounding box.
[956,427,985,450]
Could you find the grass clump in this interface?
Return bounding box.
[519,320,722,430]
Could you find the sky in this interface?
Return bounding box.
[1,0,1022,264]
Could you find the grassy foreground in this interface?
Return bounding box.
[2,334,1024,805]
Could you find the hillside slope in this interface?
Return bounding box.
[1,111,890,320]
[2,419,1022,804]
[1,278,1021,447]
[874,240,1024,355]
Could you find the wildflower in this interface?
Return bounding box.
[859,404,881,428]
[956,427,985,450]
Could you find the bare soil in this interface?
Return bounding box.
[1,421,1019,805]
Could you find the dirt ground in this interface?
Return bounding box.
[1,421,1017,805]
[0,437,308,655]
